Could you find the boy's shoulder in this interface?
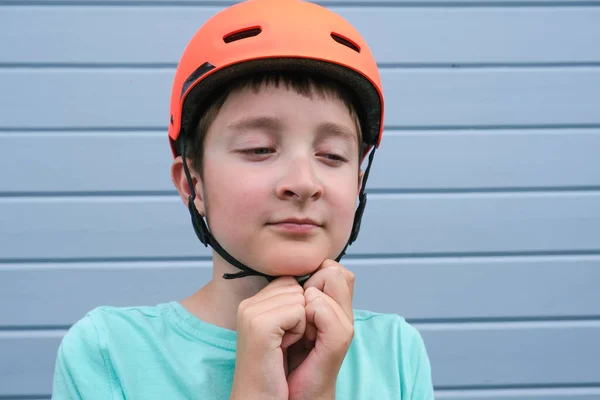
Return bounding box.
[84,302,173,322]
[73,302,172,327]
[56,302,186,376]
[353,308,422,339]
[61,303,176,347]
[342,309,434,398]
[352,308,429,363]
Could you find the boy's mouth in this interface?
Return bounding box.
[267,217,322,233]
[275,217,320,225]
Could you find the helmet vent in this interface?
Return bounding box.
[331,33,360,53]
[223,27,262,43]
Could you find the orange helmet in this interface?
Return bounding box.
[168,0,384,158]
[170,0,384,281]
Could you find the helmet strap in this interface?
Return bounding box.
[180,139,276,281]
[333,146,376,261]
[179,139,376,283]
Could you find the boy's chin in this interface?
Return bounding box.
[257,250,331,278]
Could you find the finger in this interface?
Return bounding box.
[305,287,352,330]
[250,303,306,350]
[320,259,354,290]
[241,292,306,321]
[303,261,354,323]
[341,265,355,299]
[317,259,356,299]
[246,276,303,304]
[303,332,316,350]
[304,259,354,300]
[305,291,353,353]
[305,321,317,343]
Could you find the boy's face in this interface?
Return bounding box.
[196,84,362,277]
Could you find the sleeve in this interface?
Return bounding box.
[398,319,435,400]
[51,314,117,400]
[407,329,435,400]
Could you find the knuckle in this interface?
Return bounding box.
[293,303,306,316]
[341,326,355,347]
[276,281,303,294]
[347,270,355,283]
[305,286,317,294]
[238,298,250,314]
[305,286,321,299]
[323,263,345,281]
[270,276,295,289]
[291,284,305,294]
[247,314,265,333]
[312,295,328,310]
[293,292,307,305]
[285,291,305,307]
[342,334,353,348]
[282,276,299,285]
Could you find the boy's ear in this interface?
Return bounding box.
[358,169,365,195]
[171,156,206,217]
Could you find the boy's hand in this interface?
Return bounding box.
[286,260,355,400]
[230,277,306,400]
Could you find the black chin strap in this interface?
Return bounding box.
[181,139,376,282]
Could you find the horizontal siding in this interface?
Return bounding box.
[2,322,599,397]
[2,129,600,193]
[0,330,65,399]
[1,1,599,399]
[1,193,600,260]
[421,321,600,386]
[1,256,599,327]
[371,130,600,190]
[0,132,174,194]
[2,6,600,65]
[2,68,600,129]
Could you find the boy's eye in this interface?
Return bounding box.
[320,153,348,163]
[241,147,275,156]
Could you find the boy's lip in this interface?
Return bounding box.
[268,217,322,226]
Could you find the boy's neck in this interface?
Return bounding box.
[179,257,271,332]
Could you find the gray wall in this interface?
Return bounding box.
[1,1,600,399]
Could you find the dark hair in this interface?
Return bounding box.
[184,72,366,176]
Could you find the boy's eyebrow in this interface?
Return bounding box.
[226,116,357,143]
[316,122,358,143]
[226,115,282,133]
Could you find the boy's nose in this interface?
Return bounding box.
[275,158,323,202]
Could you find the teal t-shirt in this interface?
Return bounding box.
[51,302,434,399]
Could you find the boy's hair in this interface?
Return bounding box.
[184,72,366,177]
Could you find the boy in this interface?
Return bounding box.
[51,0,434,399]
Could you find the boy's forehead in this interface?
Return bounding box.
[228,75,355,103]
[219,88,358,134]
[198,75,364,147]
[229,80,335,100]
[224,83,353,115]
